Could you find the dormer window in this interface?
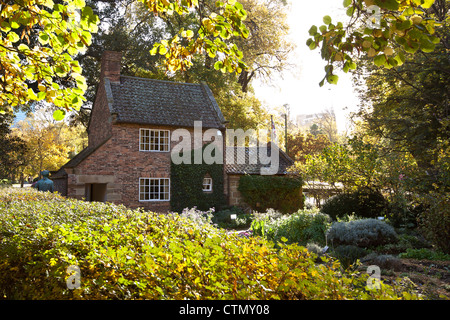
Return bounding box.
[202,176,213,192]
[140,129,170,152]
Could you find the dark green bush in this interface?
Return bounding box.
[238,175,304,214]
[399,248,450,261]
[418,192,450,254]
[386,193,425,229]
[212,207,253,230]
[331,245,368,270]
[321,188,388,220]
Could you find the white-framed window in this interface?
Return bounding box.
[140,129,170,152]
[139,178,170,201]
[202,177,213,192]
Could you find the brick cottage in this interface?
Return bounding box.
[53,51,293,212]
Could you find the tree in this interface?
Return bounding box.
[74,0,286,130]
[1,0,252,121]
[315,108,338,142]
[0,112,27,182]
[0,0,99,116]
[144,0,250,74]
[286,132,331,163]
[234,0,294,92]
[353,7,449,192]
[11,110,86,179]
[135,0,293,92]
[307,0,446,86]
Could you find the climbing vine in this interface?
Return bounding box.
[170,144,226,213]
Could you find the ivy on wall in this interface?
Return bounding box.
[170,144,226,213]
[238,175,304,214]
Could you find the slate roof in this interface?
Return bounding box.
[225,143,294,175]
[106,76,226,129]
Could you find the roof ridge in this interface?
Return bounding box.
[118,75,202,86]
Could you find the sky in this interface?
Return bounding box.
[252,0,361,133]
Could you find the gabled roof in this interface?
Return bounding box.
[106,76,226,129]
[225,143,294,175]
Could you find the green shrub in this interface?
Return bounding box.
[380,232,431,254]
[251,208,331,246]
[418,192,450,254]
[386,193,421,229]
[0,188,421,300]
[238,175,304,214]
[327,218,398,248]
[212,207,253,230]
[399,248,450,261]
[330,245,368,270]
[321,188,388,220]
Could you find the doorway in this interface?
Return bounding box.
[85,183,107,202]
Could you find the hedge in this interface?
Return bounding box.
[238,175,304,214]
[0,188,421,300]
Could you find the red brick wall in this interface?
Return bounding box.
[69,124,227,213]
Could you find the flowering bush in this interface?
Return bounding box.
[0,188,420,300]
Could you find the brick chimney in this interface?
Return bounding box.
[100,51,122,83]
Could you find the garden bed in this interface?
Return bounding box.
[360,258,450,300]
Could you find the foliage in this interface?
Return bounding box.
[251,208,331,246]
[11,115,76,178]
[0,112,27,181]
[417,192,450,254]
[170,207,215,227]
[286,132,332,163]
[330,245,368,270]
[0,188,421,300]
[321,188,388,220]
[399,248,450,261]
[0,0,99,115]
[307,0,446,86]
[380,232,431,254]
[76,1,276,130]
[353,17,449,192]
[170,144,226,213]
[233,0,294,92]
[238,175,304,214]
[326,218,398,248]
[143,0,249,74]
[212,206,253,229]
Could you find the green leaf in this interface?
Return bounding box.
[327,74,339,85]
[10,21,20,29]
[374,0,399,10]
[7,31,20,43]
[39,33,50,44]
[214,61,224,70]
[53,109,66,121]
[374,54,387,67]
[420,37,436,53]
[323,15,332,25]
[421,0,435,9]
[308,25,318,36]
[343,0,352,7]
